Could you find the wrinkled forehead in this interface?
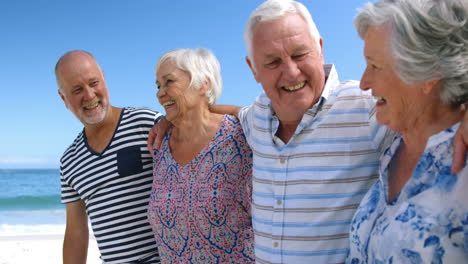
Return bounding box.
[57,59,103,89]
[156,59,176,75]
[156,60,178,83]
[363,25,392,59]
[251,14,319,54]
[58,53,100,74]
[157,59,191,80]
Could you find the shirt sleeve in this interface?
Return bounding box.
[154,112,164,124]
[238,105,253,147]
[233,123,255,256]
[60,168,81,204]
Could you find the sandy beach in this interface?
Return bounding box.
[0,234,100,264]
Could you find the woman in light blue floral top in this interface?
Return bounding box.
[347,0,468,263]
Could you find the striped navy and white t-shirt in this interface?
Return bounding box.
[60,107,162,263]
[238,65,392,264]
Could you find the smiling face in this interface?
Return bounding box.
[247,13,325,123]
[360,25,426,132]
[57,53,110,126]
[156,59,204,125]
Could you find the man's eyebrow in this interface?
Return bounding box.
[263,53,279,60]
[263,45,311,59]
[292,45,310,53]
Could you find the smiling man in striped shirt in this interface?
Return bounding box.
[56,50,162,263]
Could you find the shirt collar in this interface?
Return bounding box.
[270,64,340,146]
[304,64,339,116]
[322,64,339,101]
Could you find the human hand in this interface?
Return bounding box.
[147,117,171,158]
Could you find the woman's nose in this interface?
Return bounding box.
[360,68,371,91]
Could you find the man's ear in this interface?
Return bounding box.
[319,37,324,57]
[246,56,260,83]
[58,89,69,109]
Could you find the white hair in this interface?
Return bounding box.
[155,48,222,105]
[355,0,468,107]
[244,0,321,66]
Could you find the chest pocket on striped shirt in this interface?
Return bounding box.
[117,146,143,176]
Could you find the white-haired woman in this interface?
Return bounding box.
[147,48,255,263]
[347,0,468,263]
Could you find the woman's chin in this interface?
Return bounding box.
[376,114,396,131]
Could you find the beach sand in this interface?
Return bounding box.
[0,234,100,264]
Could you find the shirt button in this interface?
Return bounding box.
[276,200,282,205]
[280,158,286,164]
[273,242,279,248]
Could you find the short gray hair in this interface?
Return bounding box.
[155,48,222,105]
[244,0,321,65]
[355,0,468,107]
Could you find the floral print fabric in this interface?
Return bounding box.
[347,123,468,263]
[148,115,255,263]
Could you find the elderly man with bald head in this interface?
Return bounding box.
[56,50,162,264]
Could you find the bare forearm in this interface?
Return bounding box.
[63,201,90,264]
[63,229,89,264]
[210,104,242,117]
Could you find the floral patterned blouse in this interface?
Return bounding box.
[347,123,468,263]
[148,115,255,263]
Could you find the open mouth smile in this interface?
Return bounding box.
[282,82,305,91]
[84,101,99,110]
[162,101,175,108]
[374,96,387,104]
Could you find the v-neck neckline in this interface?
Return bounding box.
[83,108,124,156]
[163,115,227,168]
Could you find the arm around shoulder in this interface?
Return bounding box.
[209,104,242,118]
[147,116,172,153]
[63,200,89,264]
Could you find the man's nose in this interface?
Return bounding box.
[282,58,301,80]
[83,86,95,100]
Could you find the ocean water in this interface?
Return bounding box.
[0,169,65,236]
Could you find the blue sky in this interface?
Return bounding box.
[0,0,371,169]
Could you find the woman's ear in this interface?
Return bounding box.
[199,79,210,95]
[423,79,440,95]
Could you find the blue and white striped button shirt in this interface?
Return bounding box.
[238,65,390,264]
